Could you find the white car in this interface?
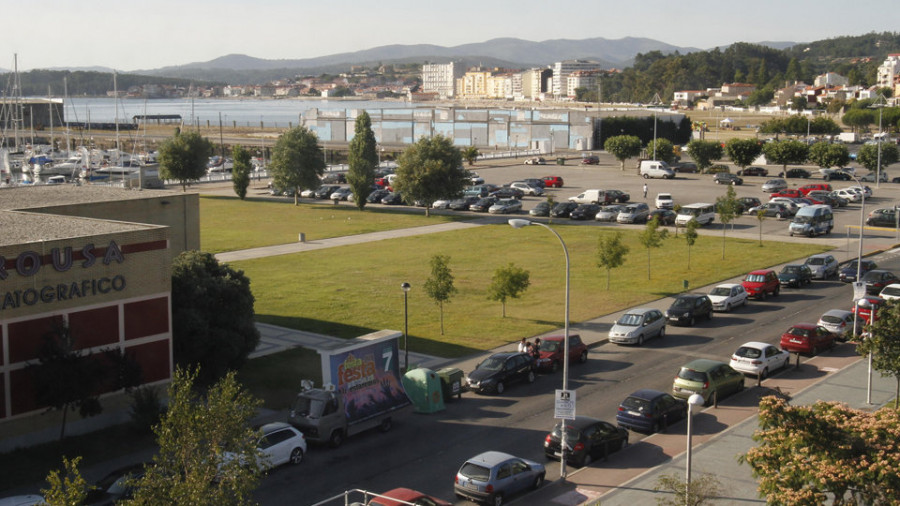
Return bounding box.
[300,188,317,198]
[730,342,790,378]
[432,199,452,209]
[655,193,674,209]
[860,171,887,183]
[224,422,307,471]
[707,283,749,312]
[835,188,862,203]
[880,283,900,301]
[768,198,800,215]
[818,309,862,340]
[846,185,873,198]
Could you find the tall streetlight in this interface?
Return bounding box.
[848,173,872,403]
[684,393,705,504]
[870,95,886,189]
[401,282,411,371]
[650,93,662,161]
[507,218,571,478]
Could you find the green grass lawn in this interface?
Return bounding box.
[232,223,830,358]
[200,195,463,253]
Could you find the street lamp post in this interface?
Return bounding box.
[401,282,411,371]
[508,218,571,479]
[849,174,873,403]
[870,97,886,189]
[685,393,705,504]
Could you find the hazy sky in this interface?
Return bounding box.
[7,0,899,71]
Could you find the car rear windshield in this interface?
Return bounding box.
[677,368,707,382]
[478,357,505,371]
[808,258,825,265]
[459,462,491,481]
[551,425,583,440]
[671,297,693,309]
[539,341,560,352]
[787,327,811,337]
[782,266,802,274]
[735,347,762,359]
[745,274,765,283]
[820,315,844,324]
[710,287,731,296]
[621,396,650,412]
[618,313,644,326]
[882,287,900,297]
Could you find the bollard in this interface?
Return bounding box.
[713,390,718,408]
[299,233,305,243]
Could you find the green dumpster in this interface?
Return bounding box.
[556,157,566,165]
[436,367,465,400]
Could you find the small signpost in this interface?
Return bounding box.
[555,389,576,420]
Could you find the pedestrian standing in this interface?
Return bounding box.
[643,183,648,198]
[518,337,529,353]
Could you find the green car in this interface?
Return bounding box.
[778,264,813,287]
[672,359,745,405]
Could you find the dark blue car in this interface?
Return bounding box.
[616,389,687,433]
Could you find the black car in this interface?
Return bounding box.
[606,189,630,203]
[862,270,900,295]
[543,416,628,467]
[570,203,601,220]
[550,202,578,218]
[866,208,898,228]
[751,202,791,219]
[840,259,878,283]
[665,294,713,326]
[778,264,813,287]
[615,389,687,433]
[469,196,498,212]
[738,197,762,214]
[529,201,551,217]
[522,177,546,189]
[381,192,405,205]
[314,185,341,199]
[366,189,391,203]
[649,209,676,225]
[449,196,481,211]
[490,187,525,200]
[321,172,347,184]
[713,172,744,185]
[824,171,853,181]
[780,168,811,178]
[83,463,147,505]
[465,352,535,394]
[739,166,768,177]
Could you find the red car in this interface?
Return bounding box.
[799,183,832,196]
[542,176,564,188]
[853,295,885,323]
[780,323,837,355]
[770,189,803,199]
[368,488,451,506]
[534,334,588,372]
[742,270,780,299]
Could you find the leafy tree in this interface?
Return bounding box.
[639,217,669,280]
[724,139,762,173]
[686,140,723,173]
[596,231,629,290]
[855,301,900,408]
[762,140,808,174]
[604,135,642,171]
[487,263,531,318]
[545,195,556,224]
[462,146,480,166]
[231,145,251,200]
[158,128,214,192]
[857,143,899,173]
[716,185,739,259]
[270,126,326,206]
[423,254,457,335]
[842,108,874,133]
[654,472,722,506]
[646,138,677,165]
[790,96,807,112]
[808,141,850,169]
[684,218,699,269]
[394,134,467,217]
[740,396,900,504]
[129,368,263,506]
[171,251,260,388]
[756,209,766,246]
[809,115,842,135]
[347,111,379,210]
[746,88,775,107]
[41,456,89,506]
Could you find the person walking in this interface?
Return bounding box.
[643,183,648,198]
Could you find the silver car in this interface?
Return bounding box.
[608,308,666,346]
[595,204,625,222]
[708,283,749,312]
[761,178,788,193]
[817,309,862,340]
[616,203,650,224]
[805,254,838,279]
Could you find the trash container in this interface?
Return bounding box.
[556,157,566,165]
[436,367,465,400]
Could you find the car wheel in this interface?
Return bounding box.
[289,447,304,465]
[495,382,505,394]
[760,290,767,300]
[491,493,504,506]
[527,371,536,383]
[642,174,649,179]
[533,473,545,489]
[329,430,345,448]
[637,334,644,346]
[579,350,588,363]
[760,367,768,379]
[737,379,745,392]
[651,421,660,433]
[379,417,392,432]
[773,286,780,296]
[689,316,696,327]
[550,361,559,373]
[812,346,819,355]
[775,212,782,219]
[659,326,666,338]
[707,310,713,320]
[580,453,592,468]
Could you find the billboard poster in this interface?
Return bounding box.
[327,335,410,424]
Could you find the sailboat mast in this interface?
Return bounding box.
[13,53,20,152]
[47,85,54,152]
[114,71,120,157]
[63,77,71,155]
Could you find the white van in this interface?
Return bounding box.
[568,189,609,204]
[675,203,716,226]
[639,160,675,179]
[789,204,834,237]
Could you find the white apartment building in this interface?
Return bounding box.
[552,60,603,98]
[876,54,900,89]
[486,74,514,99]
[566,70,599,99]
[422,62,464,98]
[814,72,849,87]
[518,68,552,100]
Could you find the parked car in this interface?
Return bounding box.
[853,295,885,323]
[490,187,525,200]
[673,162,698,173]
[368,488,451,506]
[838,258,878,283]
[381,192,405,205]
[329,187,353,201]
[730,342,790,378]
[581,154,600,165]
[466,352,535,394]
[665,294,713,326]
[534,335,588,372]
[761,178,788,193]
[594,204,625,222]
[541,176,564,188]
[749,202,791,219]
[818,309,862,341]
[544,417,628,467]
[223,422,307,472]
[606,189,631,203]
[454,451,545,505]
[488,199,523,214]
[799,183,833,195]
[780,168,811,178]
[469,196,498,212]
[432,198,452,209]
[739,166,768,177]
[672,359,745,405]
[570,203,602,220]
[707,283,749,312]
[648,209,677,225]
[655,193,674,209]
[616,203,651,224]
[714,172,743,185]
[861,171,888,183]
[469,173,485,185]
[83,463,147,505]
[778,264,813,287]
[770,189,804,200]
[805,253,839,280]
[866,208,898,227]
[550,202,578,218]
[768,198,800,215]
[616,389,687,433]
[608,308,666,345]
[706,164,730,174]
[835,188,862,203]
[522,178,546,189]
[780,323,837,355]
[509,181,543,196]
[862,269,900,295]
[742,270,780,299]
[449,196,481,211]
[366,189,391,203]
[737,197,762,214]
[822,169,853,181]
[529,201,551,217]
[314,185,341,199]
[880,283,900,301]
[524,157,546,165]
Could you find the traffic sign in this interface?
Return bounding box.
[853,282,866,300]
[555,389,576,420]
